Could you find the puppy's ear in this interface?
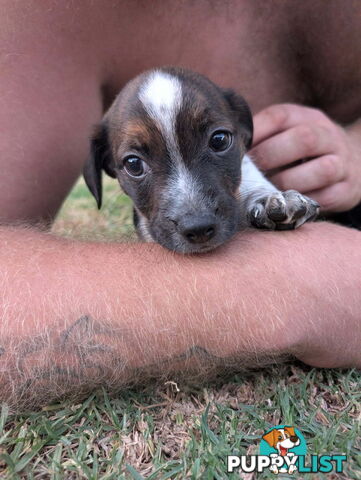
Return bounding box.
[222,89,253,150]
[262,429,277,448]
[83,123,115,209]
[284,426,296,437]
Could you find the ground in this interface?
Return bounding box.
[1,178,360,479]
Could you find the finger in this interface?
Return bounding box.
[304,181,350,213]
[269,155,345,193]
[252,104,330,146]
[251,125,337,171]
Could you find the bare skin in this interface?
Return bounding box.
[1,223,360,409]
[0,0,360,408]
[1,0,360,223]
[250,106,361,212]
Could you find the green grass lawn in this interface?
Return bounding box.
[1,178,360,479]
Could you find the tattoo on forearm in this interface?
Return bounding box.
[3,315,223,407]
[2,314,290,409]
[145,345,223,370]
[10,315,128,407]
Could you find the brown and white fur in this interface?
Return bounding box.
[262,426,301,474]
[84,67,319,253]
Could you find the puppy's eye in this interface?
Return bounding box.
[209,131,232,152]
[123,156,147,178]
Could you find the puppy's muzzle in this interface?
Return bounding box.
[176,214,217,245]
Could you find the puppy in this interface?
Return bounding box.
[84,67,319,253]
[262,426,301,474]
[262,426,300,457]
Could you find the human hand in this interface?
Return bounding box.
[249,104,361,212]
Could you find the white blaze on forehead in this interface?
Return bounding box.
[139,70,183,159]
[139,71,182,121]
[167,164,207,211]
[139,71,206,211]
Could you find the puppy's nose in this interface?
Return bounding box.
[180,216,217,244]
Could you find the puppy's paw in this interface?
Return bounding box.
[248,190,319,230]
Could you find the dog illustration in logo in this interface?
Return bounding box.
[262,426,300,474]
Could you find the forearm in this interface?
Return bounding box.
[0,223,360,409]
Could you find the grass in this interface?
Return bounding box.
[52,178,135,240]
[1,178,360,479]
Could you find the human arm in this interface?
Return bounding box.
[0,1,103,224]
[1,222,360,410]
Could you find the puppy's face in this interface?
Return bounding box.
[262,427,300,452]
[84,68,253,253]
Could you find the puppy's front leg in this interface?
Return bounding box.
[240,155,319,230]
